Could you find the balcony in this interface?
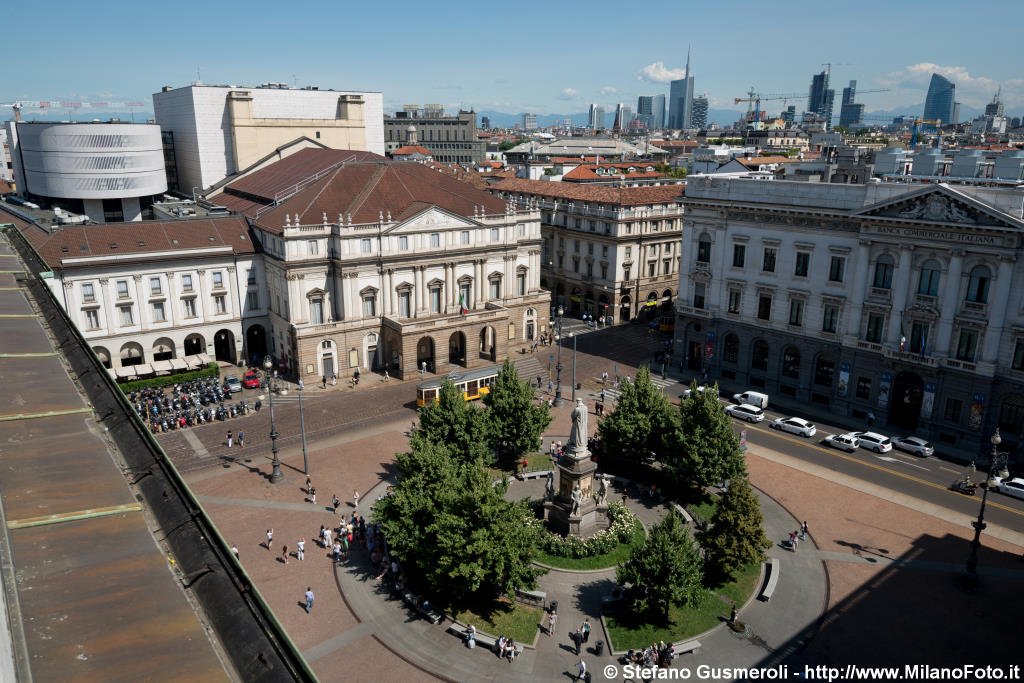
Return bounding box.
[856,340,883,353]
[883,347,939,367]
[868,287,891,300]
[944,358,977,372]
[677,304,712,319]
[914,293,938,307]
[960,301,987,316]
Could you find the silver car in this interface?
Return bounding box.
[851,431,893,453]
[824,433,860,452]
[770,417,817,437]
[225,375,243,393]
[891,436,934,457]
[996,477,1024,501]
[725,403,764,423]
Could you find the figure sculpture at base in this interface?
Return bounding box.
[597,474,609,505]
[570,482,583,516]
[544,471,555,501]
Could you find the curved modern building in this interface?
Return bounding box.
[923,74,956,127]
[6,121,167,222]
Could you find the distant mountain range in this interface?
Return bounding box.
[477,109,748,129]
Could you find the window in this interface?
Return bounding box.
[116,280,129,298]
[856,377,872,400]
[732,244,746,268]
[247,292,259,310]
[247,269,256,284]
[399,291,411,318]
[648,262,656,277]
[559,237,565,249]
[490,280,500,299]
[1013,340,1024,371]
[911,322,929,355]
[829,256,845,283]
[517,274,526,295]
[625,247,632,259]
[574,240,580,253]
[149,277,162,295]
[460,283,471,309]
[586,262,593,277]
[794,252,810,277]
[600,264,608,280]
[152,302,165,322]
[918,265,940,296]
[762,248,776,273]
[998,398,1024,433]
[82,283,95,301]
[183,299,197,317]
[696,238,711,263]
[728,290,741,314]
[573,258,580,273]
[757,295,772,321]
[85,309,100,329]
[308,240,319,256]
[430,288,441,314]
[693,283,706,309]
[623,267,631,281]
[955,329,978,361]
[751,341,769,372]
[966,266,990,303]
[602,245,608,257]
[119,305,133,326]
[363,295,376,317]
[212,271,223,288]
[866,314,885,343]
[724,334,739,363]
[361,238,372,253]
[212,295,225,313]
[310,299,324,324]
[814,358,835,387]
[872,259,894,289]
[491,228,500,242]
[663,259,670,275]
[944,398,962,423]
[782,348,801,378]
[461,230,470,245]
[182,274,193,291]
[822,305,838,333]
[665,243,671,254]
[788,299,804,326]
[588,243,594,256]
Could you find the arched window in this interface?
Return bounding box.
[998,395,1024,434]
[966,265,991,303]
[814,357,836,388]
[724,334,739,364]
[782,347,801,378]
[917,260,941,296]
[751,340,769,372]
[872,254,895,289]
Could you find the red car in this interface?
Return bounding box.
[242,371,260,389]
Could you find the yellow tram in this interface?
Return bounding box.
[415,365,502,406]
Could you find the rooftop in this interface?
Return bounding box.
[490,178,684,206]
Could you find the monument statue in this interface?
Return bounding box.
[597,474,608,505]
[570,482,583,516]
[544,471,555,501]
[569,398,588,451]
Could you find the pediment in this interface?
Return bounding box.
[386,206,477,233]
[853,184,1023,230]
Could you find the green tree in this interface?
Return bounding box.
[665,381,747,488]
[482,359,552,456]
[616,510,705,620]
[499,137,527,151]
[697,476,771,581]
[416,378,491,466]
[373,439,544,600]
[597,366,677,463]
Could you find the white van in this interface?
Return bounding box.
[732,391,769,409]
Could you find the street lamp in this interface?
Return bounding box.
[298,381,309,476]
[263,355,284,484]
[554,305,564,407]
[964,429,1011,580]
[569,331,577,402]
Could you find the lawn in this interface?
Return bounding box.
[451,598,543,643]
[687,493,720,524]
[604,561,761,650]
[533,518,645,571]
[489,452,552,478]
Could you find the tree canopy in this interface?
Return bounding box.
[416,378,492,466]
[697,477,771,581]
[482,359,552,456]
[664,381,747,489]
[616,509,705,620]
[597,366,677,463]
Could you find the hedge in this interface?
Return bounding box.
[117,362,220,392]
[539,502,638,559]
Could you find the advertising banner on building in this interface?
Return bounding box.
[704,330,714,360]
[920,382,937,421]
[878,372,892,409]
[838,362,851,397]
[969,393,985,431]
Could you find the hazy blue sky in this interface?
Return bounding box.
[5,0,1024,117]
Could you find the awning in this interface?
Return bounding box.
[106,367,118,379]
[198,353,213,366]
[151,360,173,373]
[184,354,203,368]
[134,363,154,376]
[169,358,188,371]
[115,366,138,379]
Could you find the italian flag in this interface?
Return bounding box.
[459,293,468,315]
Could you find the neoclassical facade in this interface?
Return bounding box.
[676,177,1024,458]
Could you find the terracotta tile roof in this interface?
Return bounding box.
[489,178,684,206]
[221,148,386,203]
[736,155,798,166]
[253,161,509,234]
[21,217,256,271]
[392,145,432,156]
[561,166,603,181]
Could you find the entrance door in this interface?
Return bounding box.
[323,354,334,379]
[688,341,703,370]
[889,372,924,430]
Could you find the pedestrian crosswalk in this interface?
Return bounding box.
[598,375,675,405]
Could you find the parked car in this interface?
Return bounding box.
[682,385,712,399]
[824,433,860,452]
[891,436,934,457]
[225,375,243,393]
[996,477,1024,501]
[725,403,765,423]
[242,371,260,389]
[851,431,893,453]
[770,417,817,437]
[731,391,769,409]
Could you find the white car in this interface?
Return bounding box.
[891,436,934,457]
[824,433,860,452]
[996,477,1024,501]
[770,417,817,437]
[725,403,765,423]
[682,385,712,399]
[851,431,893,453]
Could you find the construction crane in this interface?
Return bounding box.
[734,89,806,128]
[910,119,943,150]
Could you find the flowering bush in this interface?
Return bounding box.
[539,503,641,559]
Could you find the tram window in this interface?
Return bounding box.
[467,380,479,392]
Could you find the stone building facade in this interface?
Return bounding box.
[676,177,1024,459]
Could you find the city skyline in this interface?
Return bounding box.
[4,0,1024,120]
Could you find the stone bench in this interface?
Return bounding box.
[672,503,694,524]
[401,590,443,624]
[671,639,702,656]
[759,557,780,601]
[520,469,552,481]
[515,589,546,609]
[446,623,519,657]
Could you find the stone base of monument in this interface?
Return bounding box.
[544,498,609,538]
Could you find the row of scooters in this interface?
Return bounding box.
[128,378,262,433]
[146,399,260,433]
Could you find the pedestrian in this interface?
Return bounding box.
[547,610,557,636]
[537,375,542,389]
[324,526,333,549]
[304,587,314,613]
[801,521,808,541]
[306,476,312,495]
[575,658,586,682]
[548,379,553,393]
[548,398,553,408]
[298,378,304,391]
[231,545,239,560]
[581,618,591,643]
[322,375,327,389]
[266,528,273,550]
[296,539,305,560]
[237,430,244,448]
[867,411,876,427]
[310,486,316,505]
[792,533,799,552]
[353,489,360,509]
[600,388,606,403]
[332,494,340,513]
[602,371,608,385]
[227,431,233,448]
[333,541,341,564]
[383,369,390,381]
[319,524,326,548]
[281,544,289,564]
[331,373,337,386]
[572,627,582,655]
[730,606,738,624]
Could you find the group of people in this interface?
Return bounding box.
[495,635,518,662]
[787,521,809,551]
[622,641,675,668]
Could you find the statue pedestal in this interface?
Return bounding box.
[545,446,609,537]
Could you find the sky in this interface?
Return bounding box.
[5,0,1024,120]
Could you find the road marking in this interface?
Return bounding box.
[877,455,929,471]
[939,466,962,474]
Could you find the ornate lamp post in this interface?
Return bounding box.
[569,331,577,402]
[964,429,1010,580]
[298,382,309,476]
[263,355,283,484]
[554,306,564,406]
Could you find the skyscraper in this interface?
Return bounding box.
[691,95,708,129]
[985,88,1004,117]
[923,73,956,125]
[613,104,633,130]
[651,94,665,129]
[637,96,655,129]
[839,80,865,129]
[668,47,695,129]
[594,107,606,130]
[588,104,599,129]
[522,113,538,130]
[807,69,835,128]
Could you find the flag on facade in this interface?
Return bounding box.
[458,293,468,315]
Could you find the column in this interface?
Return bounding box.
[196,269,208,322]
[134,275,149,331]
[415,266,425,315]
[445,263,454,309]
[846,241,871,337]
[885,246,913,346]
[387,269,397,316]
[981,256,1015,363]
[710,227,728,312]
[98,278,117,333]
[933,250,964,357]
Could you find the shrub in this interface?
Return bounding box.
[116,363,220,392]
[539,503,639,558]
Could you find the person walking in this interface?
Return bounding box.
[383,369,390,381]
[575,658,586,682]
[322,375,327,389]
[333,541,342,564]
[281,544,289,565]
[309,486,317,505]
[296,539,305,561]
[306,476,312,495]
[792,532,799,552]
[265,528,273,550]
[227,431,233,448]
[581,618,591,644]
[547,610,557,636]
[571,628,582,655]
[801,521,808,541]
[332,494,340,514]
[237,430,244,448]
[304,587,314,613]
[867,411,876,427]
[353,489,360,509]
